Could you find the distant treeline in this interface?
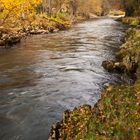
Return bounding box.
[0,0,140,27]
[39,0,121,16]
[37,0,140,17]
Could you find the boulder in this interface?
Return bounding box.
[4,34,21,45]
[47,26,55,33]
[102,60,115,72]
[102,60,126,73]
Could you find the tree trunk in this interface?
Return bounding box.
[48,0,52,16]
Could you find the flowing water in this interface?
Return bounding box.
[0,18,126,140]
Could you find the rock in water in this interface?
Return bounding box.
[102,60,126,73]
[102,60,115,72]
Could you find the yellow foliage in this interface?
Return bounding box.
[0,0,41,26]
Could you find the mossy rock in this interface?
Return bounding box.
[102,60,125,73]
[121,17,140,26]
[102,60,115,72]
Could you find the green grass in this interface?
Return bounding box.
[85,82,140,140]
[121,17,140,26]
[54,81,140,140]
[117,28,140,74]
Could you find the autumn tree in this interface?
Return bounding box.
[0,0,42,26]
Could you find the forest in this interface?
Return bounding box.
[0,0,139,26]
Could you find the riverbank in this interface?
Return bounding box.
[0,14,71,48]
[0,14,91,48]
[49,17,140,140]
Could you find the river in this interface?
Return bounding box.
[0,18,126,140]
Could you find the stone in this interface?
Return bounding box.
[102,60,115,72]
[47,26,54,33]
[53,28,59,33]
[5,34,21,45]
[102,60,126,73]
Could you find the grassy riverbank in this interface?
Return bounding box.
[120,17,140,26]
[49,17,140,140]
